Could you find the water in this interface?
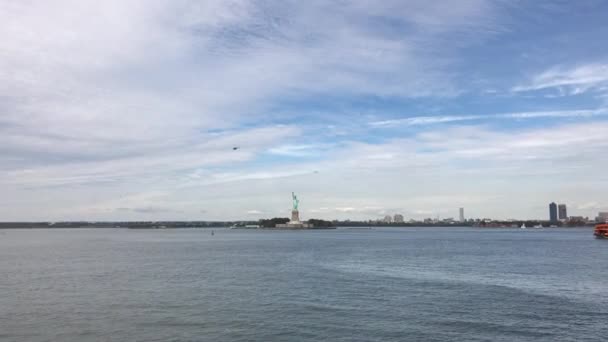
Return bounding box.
[1,227,606,341]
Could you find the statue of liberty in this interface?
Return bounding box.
[292,192,299,211]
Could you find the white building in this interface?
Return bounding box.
[597,212,608,223]
[459,208,465,222]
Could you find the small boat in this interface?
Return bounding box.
[594,224,608,239]
[520,223,526,229]
[533,224,543,229]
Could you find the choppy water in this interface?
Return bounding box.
[1,227,606,341]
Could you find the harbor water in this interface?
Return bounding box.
[1,227,606,341]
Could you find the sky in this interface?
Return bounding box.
[1,0,608,221]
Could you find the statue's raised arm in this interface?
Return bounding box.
[292,192,299,210]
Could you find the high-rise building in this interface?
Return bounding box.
[558,204,567,220]
[549,202,558,222]
[393,214,404,223]
[597,212,608,223]
[459,208,465,222]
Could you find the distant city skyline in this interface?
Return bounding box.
[1,2,608,221]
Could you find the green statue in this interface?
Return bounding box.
[292,192,299,211]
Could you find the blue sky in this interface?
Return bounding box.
[1,0,608,221]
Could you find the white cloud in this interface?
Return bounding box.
[267,144,328,157]
[369,109,608,127]
[2,1,607,221]
[513,63,608,95]
[370,115,484,127]
[0,0,506,179]
[575,202,604,211]
[1,125,300,187]
[4,112,607,221]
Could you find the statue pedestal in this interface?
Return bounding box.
[275,209,312,228]
[291,210,300,223]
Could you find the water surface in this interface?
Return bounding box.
[1,227,606,341]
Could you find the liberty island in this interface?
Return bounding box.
[275,192,313,229]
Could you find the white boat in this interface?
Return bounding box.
[520,223,526,229]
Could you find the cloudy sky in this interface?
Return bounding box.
[1,1,608,221]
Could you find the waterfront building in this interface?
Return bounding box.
[393,214,404,223]
[558,204,567,220]
[459,208,465,222]
[549,202,558,222]
[597,212,608,223]
[383,215,392,223]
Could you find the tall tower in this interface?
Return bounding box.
[558,204,567,220]
[549,202,558,222]
[459,208,465,222]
